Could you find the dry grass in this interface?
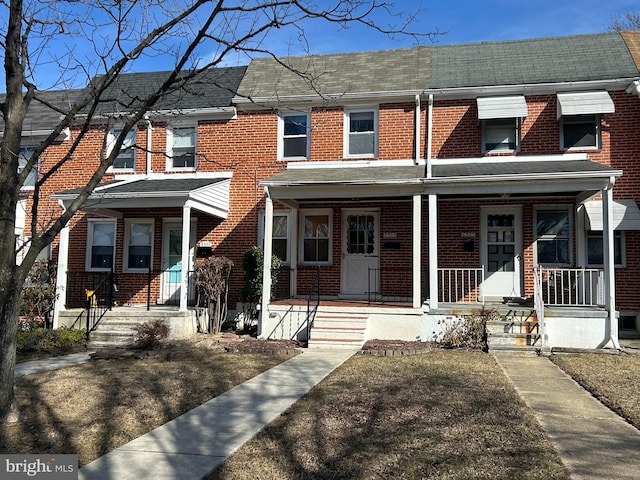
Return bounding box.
[550,348,640,429]
[207,350,570,480]
[1,345,291,466]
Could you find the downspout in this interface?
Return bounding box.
[426,94,433,178]
[145,115,153,175]
[414,94,421,164]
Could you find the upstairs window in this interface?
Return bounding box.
[280,112,309,159]
[345,109,377,157]
[561,115,599,149]
[108,128,137,170]
[168,126,196,169]
[18,147,38,188]
[535,208,572,266]
[483,118,519,152]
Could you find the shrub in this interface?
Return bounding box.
[433,308,498,351]
[133,319,171,349]
[194,256,233,334]
[17,326,88,353]
[20,259,57,327]
[241,246,283,328]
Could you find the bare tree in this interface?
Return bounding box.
[610,11,640,31]
[0,0,429,420]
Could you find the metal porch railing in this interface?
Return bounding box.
[437,267,485,304]
[535,267,604,306]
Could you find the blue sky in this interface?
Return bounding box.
[265,0,640,55]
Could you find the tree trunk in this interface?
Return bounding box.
[0,274,22,421]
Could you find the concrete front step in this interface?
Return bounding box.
[308,314,368,349]
[486,311,543,354]
[490,345,541,356]
[488,332,543,347]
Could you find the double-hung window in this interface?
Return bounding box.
[586,231,624,267]
[259,212,291,264]
[125,220,153,271]
[87,220,116,271]
[483,118,519,152]
[280,112,309,159]
[561,115,599,149]
[345,109,377,157]
[108,128,137,170]
[535,208,572,265]
[18,147,38,188]
[301,210,331,264]
[168,125,196,169]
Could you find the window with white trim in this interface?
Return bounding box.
[535,208,572,266]
[301,210,331,264]
[168,125,196,169]
[18,147,38,188]
[124,220,153,271]
[586,230,624,267]
[561,114,600,149]
[87,219,116,271]
[279,112,309,159]
[482,118,519,152]
[345,108,377,157]
[108,128,137,170]
[259,211,291,264]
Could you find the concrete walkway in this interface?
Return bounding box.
[494,353,640,480]
[78,349,356,480]
[14,351,94,377]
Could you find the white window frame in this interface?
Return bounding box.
[166,124,197,171]
[585,230,625,268]
[18,146,38,189]
[107,127,137,171]
[344,108,378,158]
[123,219,154,272]
[534,206,573,267]
[560,114,601,150]
[278,111,310,160]
[482,118,520,153]
[299,209,332,266]
[259,211,292,265]
[86,219,117,272]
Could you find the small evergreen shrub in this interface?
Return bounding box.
[133,319,171,349]
[17,326,88,353]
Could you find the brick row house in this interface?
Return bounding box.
[11,31,640,351]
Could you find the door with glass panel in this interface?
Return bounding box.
[161,221,196,304]
[341,209,379,297]
[480,206,522,299]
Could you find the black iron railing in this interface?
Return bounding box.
[85,270,115,340]
[367,267,415,304]
[306,266,320,341]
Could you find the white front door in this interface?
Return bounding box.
[161,221,196,304]
[341,209,379,297]
[480,206,523,299]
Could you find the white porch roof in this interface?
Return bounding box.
[54,175,232,218]
[583,199,640,230]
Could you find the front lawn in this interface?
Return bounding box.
[208,350,570,480]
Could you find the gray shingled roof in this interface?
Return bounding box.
[261,164,425,185]
[430,32,639,89]
[92,66,247,114]
[0,89,83,135]
[56,177,226,197]
[432,159,618,177]
[236,47,429,100]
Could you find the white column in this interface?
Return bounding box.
[260,193,274,337]
[428,194,438,309]
[179,204,191,312]
[602,184,619,348]
[53,222,70,328]
[412,194,422,308]
[289,208,299,298]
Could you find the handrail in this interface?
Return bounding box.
[85,270,115,341]
[306,266,320,342]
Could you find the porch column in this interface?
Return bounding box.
[412,194,422,308]
[428,194,438,309]
[290,207,299,297]
[260,192,274,337]
[179,204,191,312]
[602,184,620,349]
[53,221,70,329]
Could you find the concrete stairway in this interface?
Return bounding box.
[308,312,368,349]
[486,309,544,355]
